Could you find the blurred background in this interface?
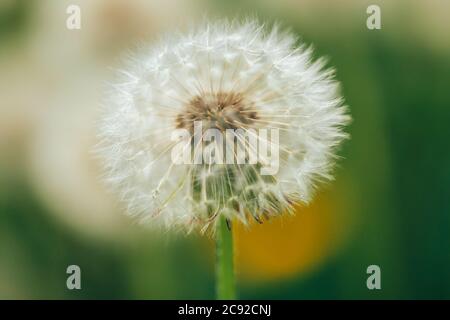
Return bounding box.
[1,0,449,299]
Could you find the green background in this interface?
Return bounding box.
[1,0,449,299]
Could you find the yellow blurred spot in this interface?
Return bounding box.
[234,195,348,281]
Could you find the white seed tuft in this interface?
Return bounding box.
[96,19,351,232]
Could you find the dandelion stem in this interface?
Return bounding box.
[216,216,236,300]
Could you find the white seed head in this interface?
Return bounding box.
[96,19,351,232]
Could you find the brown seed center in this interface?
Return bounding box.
[176,92,258,132]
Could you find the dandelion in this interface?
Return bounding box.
[96,19,351,299]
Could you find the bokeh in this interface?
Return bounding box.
[1,0,449,299]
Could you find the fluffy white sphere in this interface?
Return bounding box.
[96,20,351,232]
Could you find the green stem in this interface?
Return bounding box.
[215,216,236,300]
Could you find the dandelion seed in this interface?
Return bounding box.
[96,19,351,233]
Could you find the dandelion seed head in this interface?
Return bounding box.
[96,19,351,232]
